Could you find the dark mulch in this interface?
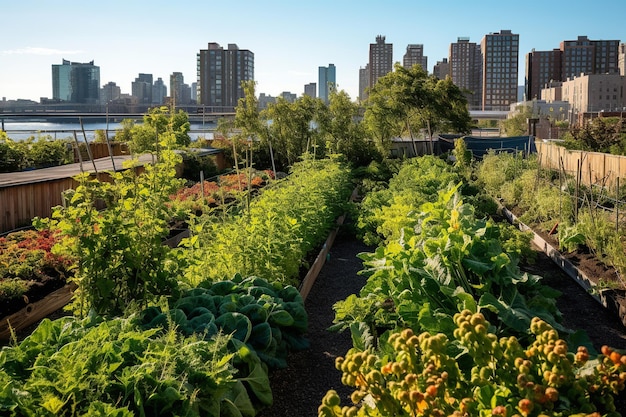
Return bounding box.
[259,230,626,417]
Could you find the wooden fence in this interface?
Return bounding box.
[1,177,77,232]
[535,140,626,189]
[74,142,129,162]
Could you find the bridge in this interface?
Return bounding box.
[468,110,509,120]
[0,110,235,124]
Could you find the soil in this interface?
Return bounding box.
[258,228,626,417]
[0,274,67,318]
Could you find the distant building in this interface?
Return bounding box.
[170,72,191,106]
[258,93,276,109]
[403,44,427,72]
[559,73,626,115]
[52,59,100,103]
[449,37,482,108]
[152,77,167,105]
[318,63,336,103]
[131,73,153,105]
[359,64,370,101]
[304,82,317,98]
[197,42,254,110]
[369,35,393,90]
[101,81,121,104]
[191,82,197,104]
[280,91,297,103]
[619,43,626,76]
[481,30,519,111]
[525,49,561,100]
[525,36,621,101]
[433,58,450,79]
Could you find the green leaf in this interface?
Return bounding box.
[268,310,294,327]
[249,322,273,351]
[216,312,253,343]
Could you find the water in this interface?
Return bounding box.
[1,121,215,142]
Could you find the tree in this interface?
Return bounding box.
[117,107,191,154]
[364,64,472,156]
[318,90,378,166]
[561,116,626,154]
[502,105,533,137]
[260,95,319,170]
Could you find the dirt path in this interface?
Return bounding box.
[259,231,626,417]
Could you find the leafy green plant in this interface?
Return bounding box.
[335,182,563,342]
[557,222,586,253]
[43,135,185,317]
[357,155,459,246]
[181,157,352,287]
[0,315,252,417]
[139,274,308,370]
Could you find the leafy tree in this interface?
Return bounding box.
[118,107,191,154]
[364,64,472,156]
[260,95,319,170]
[317,90,379,166]
[561,116,626,154]
[501,105,533,137]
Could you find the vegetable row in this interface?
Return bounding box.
[321,155,626,417]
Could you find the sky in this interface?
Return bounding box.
[1,0,625,103]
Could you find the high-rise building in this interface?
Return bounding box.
[450,37,482,108]
[52,59,100,103]
[433,58,450,79]
[481,30,519,111]
[561,36,620,79]
[359,64,369,101]
[191,82,197,104]
[318,63,336,103]
[152,77,167,105]
[304,82,317,98]
[369,35,393,91]
[131,73,153,105]
[197,42,254,110]
[525,49,561,100]
[619,43,626,76]
[280,92,297,103]
[403,44,428,72]
[170,72,185,107]
[526,36,621,101]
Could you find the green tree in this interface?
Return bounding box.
[118,107,191,154]
[364,64,472,156]
[501,105,533,137]
[261,95,319,170]
[318,90,379,166]
[561,116,626,154]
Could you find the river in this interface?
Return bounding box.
[1,120,216,142]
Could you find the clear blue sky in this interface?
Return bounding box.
[1,0,624,102]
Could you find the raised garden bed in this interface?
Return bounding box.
[502,206,626,327]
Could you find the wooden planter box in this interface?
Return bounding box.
[502,206,626,327]
[0,284,75,341]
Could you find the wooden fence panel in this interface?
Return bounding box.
[535,140,626,188]
[1,178,77,233]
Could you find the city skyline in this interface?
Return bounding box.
[1,0,624,103]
